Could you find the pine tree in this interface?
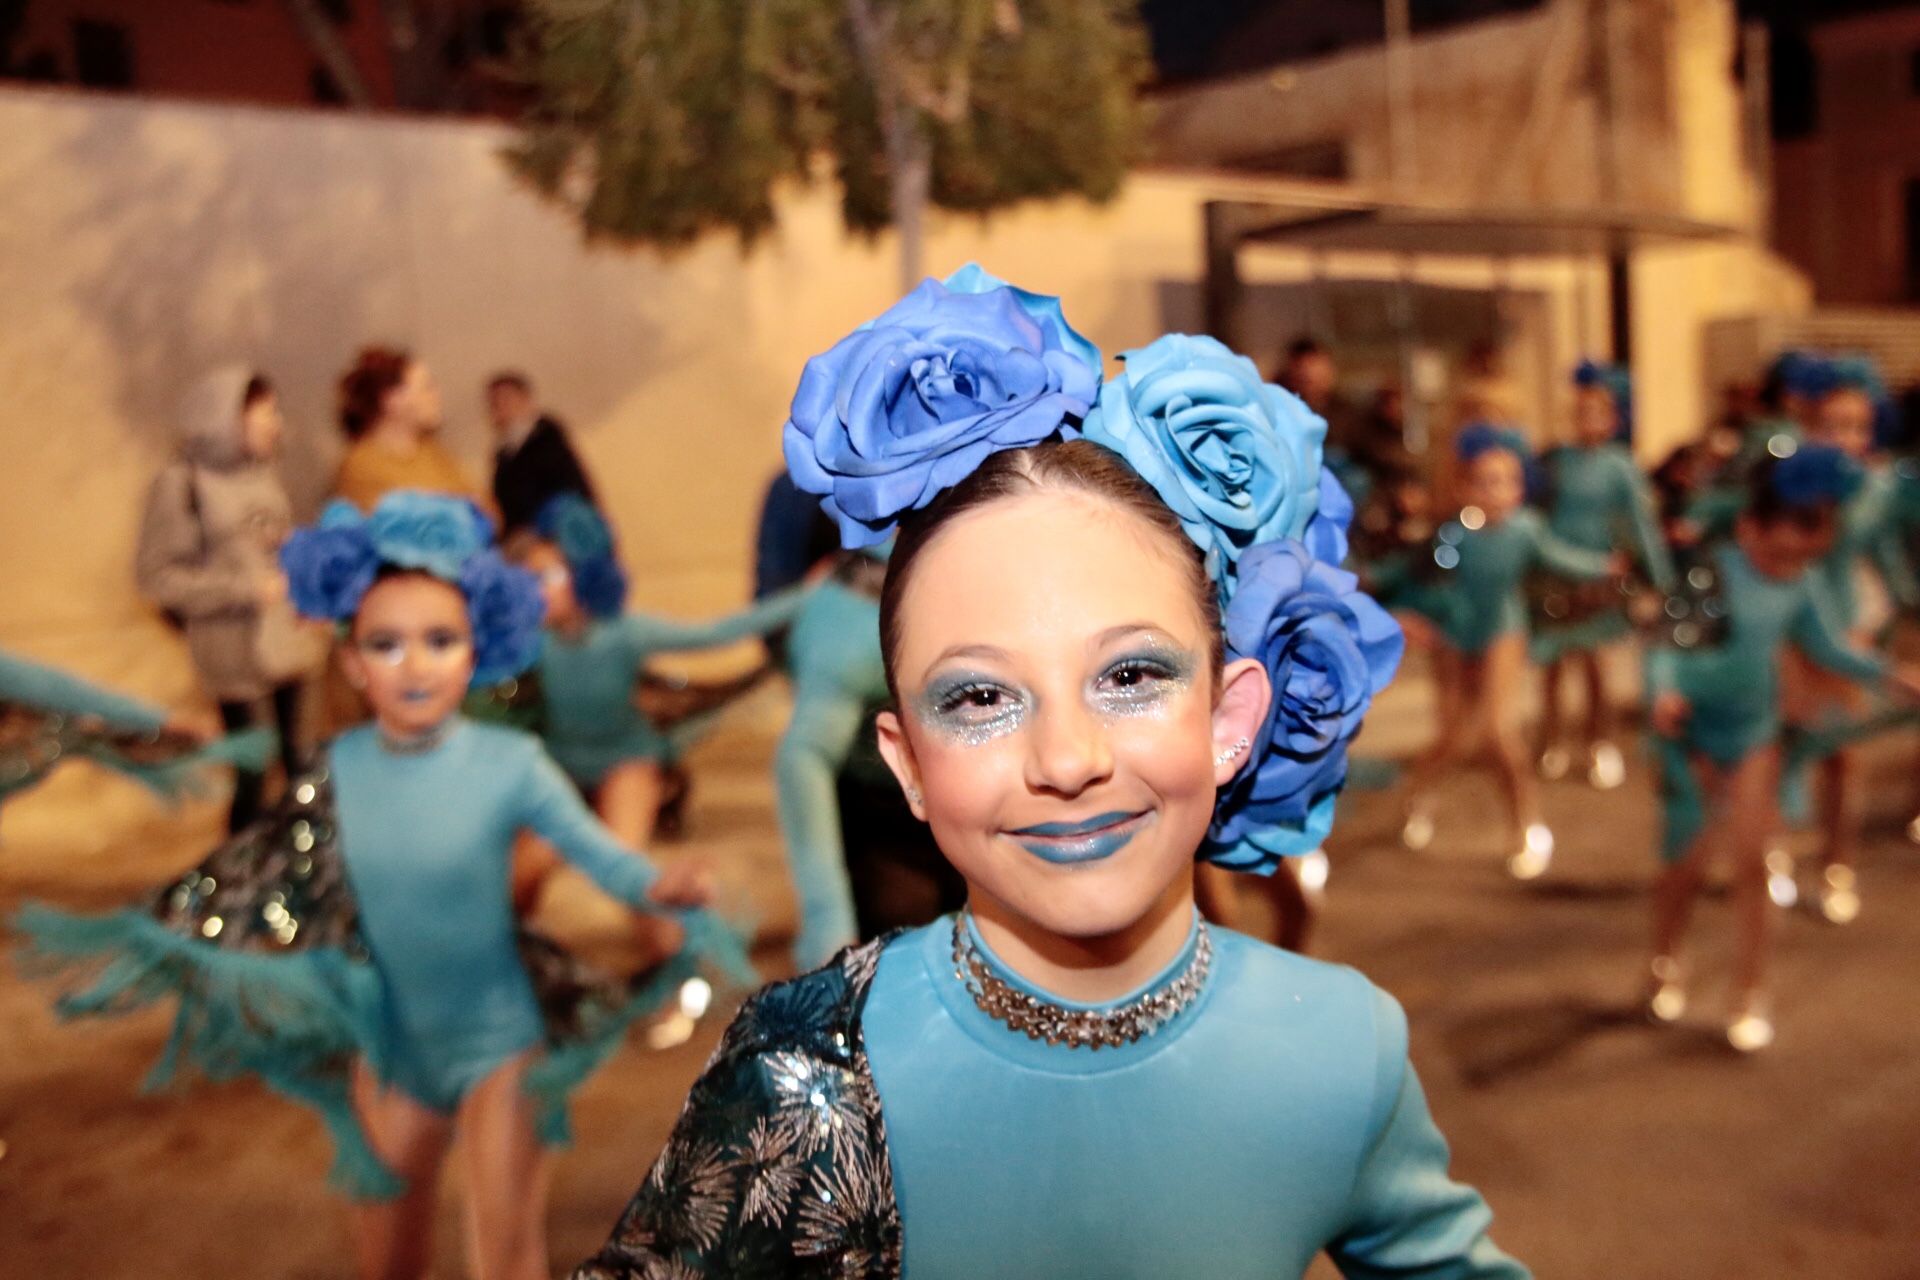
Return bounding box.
[507,0,1150,288]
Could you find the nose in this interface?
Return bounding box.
[399,642,437,685]
[1021,696,1114,798]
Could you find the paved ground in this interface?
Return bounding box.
[3,662,1918,1279]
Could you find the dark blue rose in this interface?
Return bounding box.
[536,494,615,564]
[1302,468,1353,567]
[459,552,547,685]
[1081,334,1326,595]
[1203,540,1403,872]
[1770,442,1863,508]
[367,491,492,580]
[783,265,1102,549]
[280,523,378,622]
[569,555,629,619]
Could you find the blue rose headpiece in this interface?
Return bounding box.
[783,263,1104,550]
[1823,353,1900,449]
[535,493,629,619]
[782,271,1402,873]
[281,491,545,686]
[1769,349,1837,403]
[1455,421,1530,465]
[1768,442,1864,509]
[1573,359,1633,437]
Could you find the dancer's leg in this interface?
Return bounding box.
[459,1053,549,1280]
[775,691,866,969]
[350,1062,454,1280]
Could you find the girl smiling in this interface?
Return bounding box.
[574,271,1523,1278]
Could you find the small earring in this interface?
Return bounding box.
[905,786,922,807]
[1214,736,1250,767]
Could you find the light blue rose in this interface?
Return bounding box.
[1081,334,1326,594]
[783,266,1103,549]
[365,491,492,580]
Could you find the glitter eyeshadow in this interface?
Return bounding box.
[1091,640,1197,718]
[913,671,1028,747]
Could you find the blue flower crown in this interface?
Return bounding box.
[782,267,1403,872]
[1573,359,1633,437]
[535,494,629,620]
[1768,442,1864,509]
[1454,420,1530,465]
[280,491,546,686]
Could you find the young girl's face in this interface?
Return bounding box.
[876,489,1267,943]
[1463,449,1525,521]
[1571,386,1617,447]
[1812,388,1873,460]
[517,540,583,629]
[343,575,475,738]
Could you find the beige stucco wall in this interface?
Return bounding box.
[0,82,1800,848]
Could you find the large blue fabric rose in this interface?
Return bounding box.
[783,265,1103,549]
[366,491,493,580]
[1771,442,1863,508]
[281,523,378,621]
[568,555,629,620]
[1303,468,1353,568]
[1203,540,1403,872]
[1080,334,1325,595]
[460,553,547,685]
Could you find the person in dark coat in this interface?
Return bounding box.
[486,371,597,534]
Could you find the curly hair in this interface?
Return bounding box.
[338,345,412,439]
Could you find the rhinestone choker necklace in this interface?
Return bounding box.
[375,718,455,756]
[950,913,1212,1050]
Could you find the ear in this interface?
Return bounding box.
[874,708,926,821]
[1211,656,1271,788]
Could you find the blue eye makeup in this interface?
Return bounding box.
[914,671,1028,746]
[1092,644,1196,716]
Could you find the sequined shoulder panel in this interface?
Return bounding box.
[149,754,364,956]
[573,935,904,1280]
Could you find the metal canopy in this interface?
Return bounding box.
[1216,197,1741,258]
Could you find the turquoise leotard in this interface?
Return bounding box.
[1415,509,1613,655]
[331,718,659,1109]
[1534,445,1674,662]
[862,916,1527,1278]
[538,589,809,787]
[774,580,890,970]
[1808,465,1918,631]
[1647,544,1886,860]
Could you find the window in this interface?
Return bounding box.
[70,20,133,89]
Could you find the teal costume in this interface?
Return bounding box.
[16,718,751,1196]
[537,589,810,788]
[1391,509,1613,655]
[330,720,661,1109]
[775,575,891,969]
[1646,544,1886,860]
[1532,445,1674,662]
[0,648,270,808]
[1807,464,1918,632]
[574,922,1526,1278]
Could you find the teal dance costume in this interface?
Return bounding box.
[538,594,809,788]
[1531,442,1673,663]
[0,648,270,812]
[15,494,751,1197]
[575,271,1520,1276]
[774,556,892,970]
[1387,506,1614,656]
[1647,530,1887,862]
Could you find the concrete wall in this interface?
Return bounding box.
[0,82,1801,848]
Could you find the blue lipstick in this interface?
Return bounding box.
[1008,810,1150,865]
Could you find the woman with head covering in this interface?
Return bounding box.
[137,366,315,829]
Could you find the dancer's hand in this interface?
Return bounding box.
[647,860,714,911]
[1669,518,1702,549]
[1650,691,1691,737]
